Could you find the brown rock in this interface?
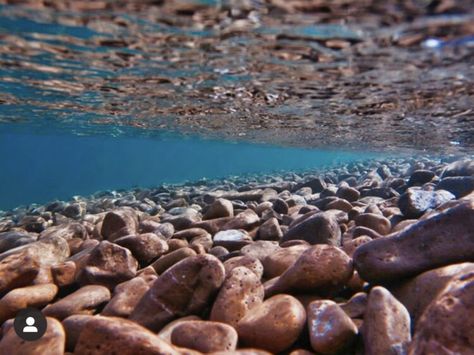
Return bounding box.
[39,223,88,241]
[0,230,36,253]
[151,247,196,274]
[354,213,391,235]
[211,266,264,327]
[192,217,233,235]
[354,200,474,283]
[171,320,238,353]
[213,229,253,251]
[0,236,69,294]
[392,262,474,325]
[76,241,138,289]
[409,271,474,354]
[342,236,372,257]
[101,276,151,317]
[224,256,264,280]
[307,300,358,354]
[237,294,306,353]
[101,208,138,241]
[266,245,353,297]
[51,261,77,287]
[62,314,95,351]
[43,285,111,320]
[262,244,309,279]
[74,316,179,354]
[130,254,225,331]
[336,185,360,202]
[115,233,168,264]
[0,284,58,323]
[222,209,260,231]
[282,211,341,246]
[240,240,280,262]
[204,198,234,220]
[363,286,411,355]
[339,292,367,319]
[258,217,283,241]
[157,315,201,342]
[0,317,65,354]
[167,238,189,251]
[326,198,353,212]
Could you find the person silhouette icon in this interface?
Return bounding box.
[14,308,47,341]
[22,317,38,333]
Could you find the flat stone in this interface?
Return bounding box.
[43,285,111,320]
[307,300,358,354]
[363,286,411,355]
[354,199,474,283]
[171,320,238,353]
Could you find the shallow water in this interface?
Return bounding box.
[0,1,473,209]
[0,123,381,210]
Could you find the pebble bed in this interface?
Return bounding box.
[0,155,473,354]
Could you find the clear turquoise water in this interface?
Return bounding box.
[0,124,379,210]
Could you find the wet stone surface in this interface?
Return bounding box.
[0,156,472,353]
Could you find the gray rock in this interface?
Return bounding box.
[398,188,455,218]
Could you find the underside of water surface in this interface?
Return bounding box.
[0,0,472,210]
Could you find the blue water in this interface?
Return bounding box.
[0,124,380,210]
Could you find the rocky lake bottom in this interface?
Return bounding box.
[0,155,473,354]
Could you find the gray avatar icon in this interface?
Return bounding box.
[14,308,47,341]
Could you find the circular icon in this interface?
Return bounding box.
[13,308,47,341]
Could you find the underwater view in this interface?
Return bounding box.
[0,0,473,354]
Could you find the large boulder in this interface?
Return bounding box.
[409,271,474,354]
[354,199,474,283]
